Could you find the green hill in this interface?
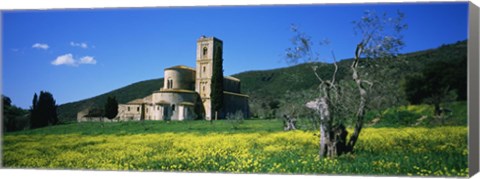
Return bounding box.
[232,40,466,118]
[57,78,164,121]
[57,40,467,122]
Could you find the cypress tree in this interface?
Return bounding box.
[30,93,39,128]
[210,45,224,120]
[30,91,58,129]
[104,96,119,120]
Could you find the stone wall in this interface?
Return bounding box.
[221,91,250,119]
[223,77,241,93]
[152,90,204,120]
[118,104,143,121]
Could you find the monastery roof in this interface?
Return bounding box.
[165,65,195,71]
[127,98,144,105]
[178,102,195,106]
[143,94,152,101]
[224,76,240,82]
[198,36,223,43]
[156,89,198,94]
[156,100,170,105]
[223,91,249,98]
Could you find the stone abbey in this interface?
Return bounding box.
[79,36,249,121]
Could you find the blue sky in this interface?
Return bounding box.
[2,2,468,109]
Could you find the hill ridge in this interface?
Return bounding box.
[58,40,467,121]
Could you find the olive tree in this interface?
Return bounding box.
[286,10,407,158]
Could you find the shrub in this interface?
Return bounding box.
[226,110,244,129]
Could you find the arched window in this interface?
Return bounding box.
[203,47,208,56]
[128,107,130,111]
[172,104,175,111]
[167,78,173,89]
[203,66,206,72]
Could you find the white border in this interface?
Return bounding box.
[0,0,473,10]
[0,1,478,179]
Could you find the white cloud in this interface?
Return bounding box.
[79,56,96,64]
[70,41,88,48]
[51,54,97,67]
[32,43,49,50]
[52,54,77,66]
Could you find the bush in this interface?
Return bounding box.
[226,110,244,130]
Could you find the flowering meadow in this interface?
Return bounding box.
[2,120,468,177]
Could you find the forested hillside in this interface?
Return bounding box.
[57,78,164,121]
[57,40,467,122]
[233,40,466,119]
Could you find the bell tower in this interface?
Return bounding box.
[195,36,223,120]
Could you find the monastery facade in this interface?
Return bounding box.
[115,36,249,121]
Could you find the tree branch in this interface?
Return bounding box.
[330,50,339,83]
[312,66,325,88]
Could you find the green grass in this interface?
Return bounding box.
[6,119,283,135]
[2,119,468,177]
[365,101,467,127]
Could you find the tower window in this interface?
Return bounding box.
[203,66,206,72]
[167,78,173,89]
[137,107,140,112]
[128,107,130,111]
[203,47,208,56]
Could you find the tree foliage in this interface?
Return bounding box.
[211,46,224,119]
[104,96,119,119]
[3,95,29,132]
[404,55,466,116]
[30,91,59,129]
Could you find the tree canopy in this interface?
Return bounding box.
[404,55,466,115]
[104,96,119,119]
[30,91,59,129]
[3,95,29,132]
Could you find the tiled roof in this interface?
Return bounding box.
[225,76,240,82]
[165,65,195,71]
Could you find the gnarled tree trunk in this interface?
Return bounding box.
[305,43,370,158]
[345,43,369,153]
[306,96,349,158]
[283,114,297,131]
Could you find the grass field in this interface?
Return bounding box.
[2,119,468,177]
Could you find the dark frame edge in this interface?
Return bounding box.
[469,2,480,177]
[0,10,4,168]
